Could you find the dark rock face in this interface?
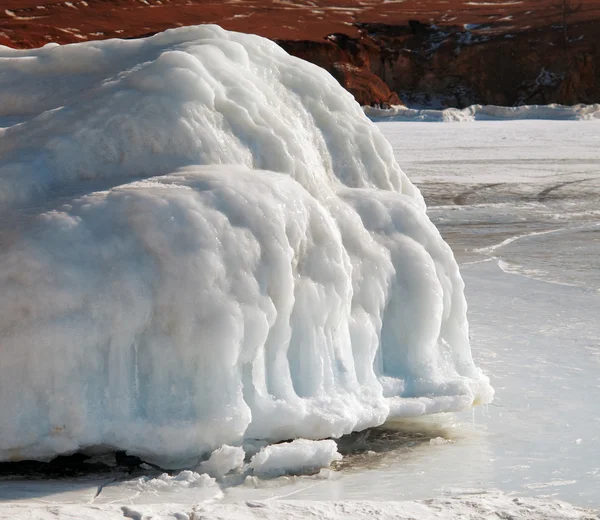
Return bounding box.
[1,0,599,106]
[351,21,600,107]
[278,37,401,106]
[283,20,600,108]
[0,451,165,477]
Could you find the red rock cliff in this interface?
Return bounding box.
[2,0,599,106]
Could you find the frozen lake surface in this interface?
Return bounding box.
[399,120,600,507]
[282,119,600,504]
[217,119,600,507]
[1,119,598,517]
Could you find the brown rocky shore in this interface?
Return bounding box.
[2,0,599,106]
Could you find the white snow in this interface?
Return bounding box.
[248,439,341,478]
[3,9,38,20]
[365,103,600,121]
[0,490,596,519]
[0,25,492,466]
[181,492,600,519]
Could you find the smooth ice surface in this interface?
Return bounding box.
[248,439,342,478]
[277,118,599,508]
[0,26,491,465]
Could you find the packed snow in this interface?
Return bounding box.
[365,103,600,122]
[0,490,596,519]
[0,25,492,466]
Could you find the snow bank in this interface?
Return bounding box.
[0,491,597,519]
[248,439,341,477]
[365,103,600,122]
[0,25,492,466]
[194,492,600,520]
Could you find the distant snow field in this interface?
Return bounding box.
[365,102,600,121]
[0,26,598,520]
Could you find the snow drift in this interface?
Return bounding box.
[0,25,493,466]
[365,103,600,122]
[2,491,597,520]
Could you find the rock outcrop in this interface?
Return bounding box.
[2,0,599,106]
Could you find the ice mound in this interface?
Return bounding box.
[0,25,493,466]
[198,445,245,479]
[365,103,600,122]
[249,439,341,478]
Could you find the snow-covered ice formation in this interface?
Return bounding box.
[0,25,493,466]
[365,103,600,122]
[197,445,245,479]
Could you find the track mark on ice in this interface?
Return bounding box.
[90,477,116,503]
[536,177,597,201]
[264,479,330,501]
[453,183,506,206]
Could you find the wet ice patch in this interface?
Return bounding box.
[92,470,223,505]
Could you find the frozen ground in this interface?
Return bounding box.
[1,118,599,518]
